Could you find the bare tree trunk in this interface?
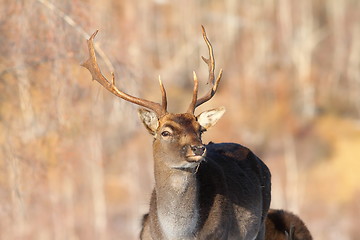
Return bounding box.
[63,175,76,240]
[291,0,318,120]
[346,26,360,116]
[277,0,292,49]
[284,133,300,214]
[89,132,107,240]
[5,143,26,239]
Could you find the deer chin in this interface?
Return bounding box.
[186,155,205,163]
[171,156,204,171]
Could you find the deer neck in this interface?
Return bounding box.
[154,160,199,239]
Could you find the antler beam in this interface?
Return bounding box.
[82,30,167,117]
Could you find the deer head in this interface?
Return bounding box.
[82,26,224,170]
[139,106,225,170]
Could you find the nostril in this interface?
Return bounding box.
[199,146,205,153]
[191,145,206,156]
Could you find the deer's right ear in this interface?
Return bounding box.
[138,108,159,135]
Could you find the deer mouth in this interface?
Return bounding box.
[186,155,205,163]
[186,147,206,163]
[173,145,206,171]
[173,156,204,172]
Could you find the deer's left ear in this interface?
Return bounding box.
[197,107,225,130]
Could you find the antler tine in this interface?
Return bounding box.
[81,31,167,117]
[195,68,222,108]
[158,76,167,112]
[187,71,199,113]
[201,25,215,85]
[187,26,223,113]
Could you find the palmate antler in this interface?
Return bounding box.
[187,25,223,114]
[81,30,168,117]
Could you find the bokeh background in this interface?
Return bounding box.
[1,0,360,239]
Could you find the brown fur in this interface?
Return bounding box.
[265,209,313,240]
[140,112,271,240]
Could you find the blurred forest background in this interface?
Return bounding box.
[1,0,360,239]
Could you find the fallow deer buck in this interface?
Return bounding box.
[82,26,271,240]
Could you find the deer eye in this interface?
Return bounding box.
[161,131,171,137]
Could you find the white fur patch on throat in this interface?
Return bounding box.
[157,173,199,239]
[159,210,198,240]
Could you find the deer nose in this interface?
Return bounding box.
[191,145,206,156]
